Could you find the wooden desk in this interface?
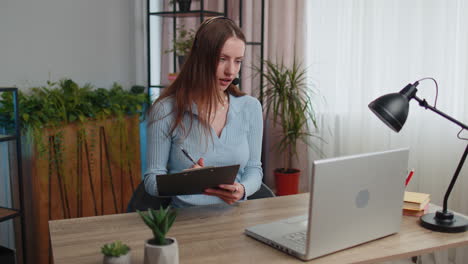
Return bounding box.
[49,194,468,264]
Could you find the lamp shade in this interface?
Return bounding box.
[368,93,409,132]
[368,83,419,132]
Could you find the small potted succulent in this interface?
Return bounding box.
[101,241,131,264]
[137,206,178,264]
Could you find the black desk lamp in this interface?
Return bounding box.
[368,78,468,233]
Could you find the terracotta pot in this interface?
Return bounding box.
[274,168,301,196]
[144,238,179,264]
[168,73,178,82]
[103,252,131,264]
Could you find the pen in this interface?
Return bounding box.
[405,169,414,186]
[179,146,197,165]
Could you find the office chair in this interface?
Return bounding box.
[248,183,276,200]
[126,181,171,213]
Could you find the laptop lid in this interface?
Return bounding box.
[245,148,409,260]
[305,148,409,258]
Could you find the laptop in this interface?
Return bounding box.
[245,148,409,260]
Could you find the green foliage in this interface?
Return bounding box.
[0,79,148,153]
[137,206,177,246]
[101,241,130,257]
[164,24,195,56]
[0,79,148,129]
[256,59,322,171]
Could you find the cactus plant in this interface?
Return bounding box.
[101,241,130,257]
[137,206,177,245]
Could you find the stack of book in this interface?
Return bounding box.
[403,191,430,217]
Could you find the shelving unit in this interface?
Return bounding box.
[147,0,264,102]
[0,208,20,222]
[234,0,265,103]
[0,87,25,264]
[151,10,225,18]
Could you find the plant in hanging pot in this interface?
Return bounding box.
[257,59,322,196]
[101,241,131,264]
[137,206,178,264]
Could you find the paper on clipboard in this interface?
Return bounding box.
[157,164,240,196]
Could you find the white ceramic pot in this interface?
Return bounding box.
[103,252,131,264]
[144,238,179,264]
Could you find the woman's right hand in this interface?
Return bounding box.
[189,158,204,169]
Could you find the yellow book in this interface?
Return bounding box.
[403,191,430,210]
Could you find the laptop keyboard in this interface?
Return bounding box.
[284,231,307,245]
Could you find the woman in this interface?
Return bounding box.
[144,17,263,208]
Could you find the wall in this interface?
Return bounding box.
[0,0,145,255]
[0,0,141,90]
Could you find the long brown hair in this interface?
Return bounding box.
[152,17,246,137]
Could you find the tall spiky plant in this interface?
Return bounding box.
[137,206,177,245]
[258,59,321,172]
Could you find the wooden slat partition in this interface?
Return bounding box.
[22,116,141,264]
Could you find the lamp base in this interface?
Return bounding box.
[420,210,468,233]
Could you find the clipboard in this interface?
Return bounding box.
[157,164,240,196]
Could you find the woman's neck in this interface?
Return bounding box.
[210,91,228,107]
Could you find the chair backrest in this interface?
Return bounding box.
[247,183,276,200]
[126,181,171,213]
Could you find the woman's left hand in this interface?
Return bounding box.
[204,182,245,205]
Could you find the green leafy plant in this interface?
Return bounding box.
[137,206,177,246]
[256,59,322,172]
[0,79,148,154]
[164,24,195,57]
[101,241,130,257]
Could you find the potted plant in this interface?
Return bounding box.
[101,241,131,264]
[164,24,195,70]
[169,0,193,12]
[137,206,178,264]
[258,59,321,196]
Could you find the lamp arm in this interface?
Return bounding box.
[413,95,468,212]
[413,96,468,130]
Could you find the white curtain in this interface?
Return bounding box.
[304,1,468,263]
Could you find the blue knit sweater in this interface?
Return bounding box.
[144,94,263,208]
